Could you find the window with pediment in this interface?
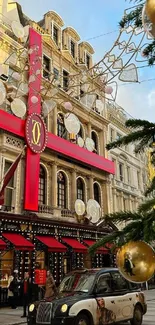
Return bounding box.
[71,40,75,58]
[4,161,14,210]
[53,25,59,45]
[94,182,101,205]
[43,55,51,80]
[63,70,69,91]
[57,113,66,138]
[92,131,99,154]
[38,166,46,205]
[57,172,67,208]
[77,178,85,201]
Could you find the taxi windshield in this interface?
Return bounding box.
[59,272,95,293]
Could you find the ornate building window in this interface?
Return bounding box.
[71,40,75,58]
[43,55,51,80]
[57,113,66,138]
[63,70,69,91]
[4,161,14,210]
[94,182,101,205]
[92,131,99,154]
[57,172,67,208]
[78,124,84,139]
[77,178,84,201]
[38,166,46,205]
[53,25,59,45]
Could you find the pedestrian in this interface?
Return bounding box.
[44,270,57,299]
[21,272,32,318]
[7,271,14,308]
[10,270,20,309]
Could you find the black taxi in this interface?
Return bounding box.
[28,268,147,325]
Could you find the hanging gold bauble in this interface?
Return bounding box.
[116,241,155,283]
[146,0,155,24]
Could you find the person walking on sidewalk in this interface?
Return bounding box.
[10,271,20,309]
[21,272,32,318]
[44,270,57,299]
[7,272,14,308]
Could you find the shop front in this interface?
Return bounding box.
[0,212,115,306]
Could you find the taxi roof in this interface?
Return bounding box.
[66,268,118,276]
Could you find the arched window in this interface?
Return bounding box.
[77,178,84,201]
[39,166,46,205]
[57,172,67,208]
[57,113,66,138]
[94,182,101,205]
[78,124,84,139]
[92,131,99,154]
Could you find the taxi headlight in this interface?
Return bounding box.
[61,304,68,313]
[29,304,35,312]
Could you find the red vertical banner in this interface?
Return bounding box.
[24,28,42,211]
[35,269,46,285]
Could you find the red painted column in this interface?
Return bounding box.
[24,28,42,211]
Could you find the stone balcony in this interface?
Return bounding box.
[113,179,143,196]
[37,205,76,223]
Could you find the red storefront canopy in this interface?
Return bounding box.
[0,238,7,250]
[2,233,34,251]
[83,239,109,254]
[62,238,87,253]
[36,236,67,252]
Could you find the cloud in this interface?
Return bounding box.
[148,90,155,108]
[116,82,155,122]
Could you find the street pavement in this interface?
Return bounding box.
[0,290,154,325]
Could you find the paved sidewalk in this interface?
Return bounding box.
[0,307,26,325]
[0,290,155,325]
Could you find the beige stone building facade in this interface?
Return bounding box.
[0,1,117,299]
[107,102,147,222]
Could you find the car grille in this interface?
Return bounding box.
[36,302,52,324]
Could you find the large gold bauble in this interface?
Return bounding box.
[116,241,155,283]
[146,0,155,24]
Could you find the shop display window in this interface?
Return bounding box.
[0,250,13,287]
[36,251,45,269]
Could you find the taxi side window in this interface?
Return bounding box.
[111,272,128,291]
[96,273,112,294]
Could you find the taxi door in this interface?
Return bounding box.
[94,272,118,324]
[110,271,134,322]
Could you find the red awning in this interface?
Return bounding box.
[62,238,87,253]
[2,233,34,251]
[36,236,67,252]
[83,240,109,254]
[0,238,7,250]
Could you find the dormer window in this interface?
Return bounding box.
[53,25,58,45]
[71,40,75,58]
[86,54,90,69]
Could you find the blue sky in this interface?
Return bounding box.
[17,0,155,122]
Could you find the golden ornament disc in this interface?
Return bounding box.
[146,0,155,24]
[116,241,155,283]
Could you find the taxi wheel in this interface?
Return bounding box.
[130,305,143,325]
[75,313,90,325]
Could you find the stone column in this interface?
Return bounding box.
[99,130,104,156]
[71,169,77,210]
[129,195,132,211]
[102,181,109,214]
[112,188,117,213]
[103,125,108,158]
[120,192,124,211]
[89,176,94,199]
[51,163,57,207]
[87,122,91,138]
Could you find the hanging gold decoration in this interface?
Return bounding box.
[116,241,155,283]
[146,0,155,24]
